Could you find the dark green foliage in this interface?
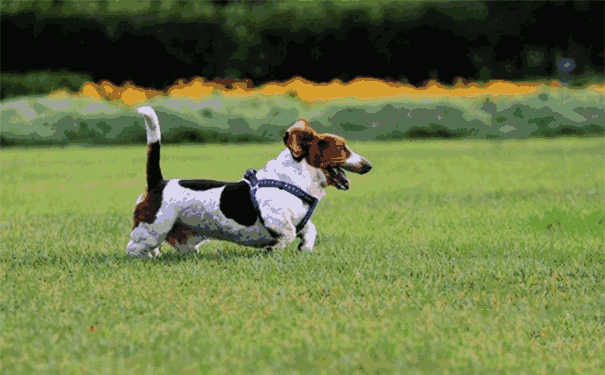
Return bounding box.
[1,1,603,88]
[0,71,92,99]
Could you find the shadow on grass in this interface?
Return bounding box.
[2,247,275,267]
[151,247,275,264]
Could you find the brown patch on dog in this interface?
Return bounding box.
[284,120,351,168]
[166,222,197,245]
[284,120,354,188]
[308,134,351,188]
[132,182,166,229]
[133,139,166,229]
[307,134,351,169]
[283,119,317,160]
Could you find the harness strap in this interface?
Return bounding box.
[243,169,318,233]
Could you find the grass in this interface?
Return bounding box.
[1,138,604,374]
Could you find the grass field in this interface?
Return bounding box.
[1,138,604,374]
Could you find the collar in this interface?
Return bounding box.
[243,169,318,233]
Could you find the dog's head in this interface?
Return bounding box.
[283,119,372,190]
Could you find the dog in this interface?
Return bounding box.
[126,106,372,258]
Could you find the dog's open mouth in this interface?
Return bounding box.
[326,166,349,190]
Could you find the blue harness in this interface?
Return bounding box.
[243,169,318,233]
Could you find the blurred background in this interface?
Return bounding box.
[2,0,604,95]
[0,0,604,145]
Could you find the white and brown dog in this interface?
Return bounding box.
[126,106,372,258]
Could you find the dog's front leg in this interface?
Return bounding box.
[262,214,296,250]
[297,221,317,252]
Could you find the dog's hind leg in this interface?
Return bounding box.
[166,222,208,254]
[127,193,162,258]
[127,197,178,258]
[127,219,176,258]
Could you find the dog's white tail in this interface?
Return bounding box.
[137,106,161,144]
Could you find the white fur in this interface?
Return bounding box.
[344,147,364,168]
[137,106,161,144]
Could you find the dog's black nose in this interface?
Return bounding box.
[360,161,372,174]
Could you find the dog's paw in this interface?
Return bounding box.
[149,247,161,258]
[126,242,161,259]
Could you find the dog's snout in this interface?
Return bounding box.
[341,157,372,174]
[360,161,372,174]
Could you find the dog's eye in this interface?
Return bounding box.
[318,139,329,148]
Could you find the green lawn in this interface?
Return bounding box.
[1,138,604,374]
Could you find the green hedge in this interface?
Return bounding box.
[1,89,603,146]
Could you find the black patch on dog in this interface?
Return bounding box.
[147,142,164,190]
[219,182,258,226]
[179,179,229,191]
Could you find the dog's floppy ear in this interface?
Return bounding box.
[283,119,316,160]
